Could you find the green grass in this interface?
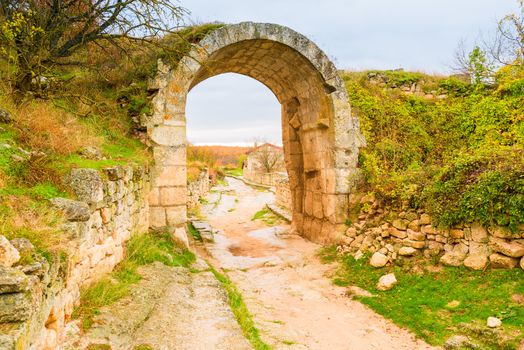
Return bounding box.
[209,265,272,350]
[225,168,243,177]
[73,231,195,329]
[321,249,524,349]
[187,222,202,241]
[251,207,282,226]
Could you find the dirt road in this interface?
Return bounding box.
[201,177,436,350]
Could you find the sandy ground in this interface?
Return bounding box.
[202,177,438,350]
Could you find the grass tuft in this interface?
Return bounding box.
[209,265,272,350]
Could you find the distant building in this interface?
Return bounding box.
[243,143,287,186]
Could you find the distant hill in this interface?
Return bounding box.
[188,145,251,167]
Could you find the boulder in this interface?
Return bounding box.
[490,238,524,258]
[489,253,518,269]
[398,246,417,256]
[50,198,91,222]
[487,317,502,328]
[0,235,20,267]
[463,255,488,270]
[0,266,30,294]
[376,273,397,291]
[66,168,104,203]
[369,252,388,268]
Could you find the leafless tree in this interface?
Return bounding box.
[252,144,284,173]
[484,0,524,65]
[0,0,187,93]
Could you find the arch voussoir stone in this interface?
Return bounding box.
[146,22,365,243]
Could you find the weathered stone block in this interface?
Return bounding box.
[489,253,518,269]
[149,207,167,228]
[160,187,186,206]
[0,236,20,268]
[166,206,187,226]
[50,198,91,222]
[67,168,104,203]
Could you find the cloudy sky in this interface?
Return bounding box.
[185,0,519,146]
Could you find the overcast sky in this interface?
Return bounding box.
[185,0,519,146]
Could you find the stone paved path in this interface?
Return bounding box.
[65,261,251,350]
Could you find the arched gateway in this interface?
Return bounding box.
[147,22,365,243]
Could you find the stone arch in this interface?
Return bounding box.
[147,22,365,243]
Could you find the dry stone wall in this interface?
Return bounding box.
[337,194,524,270]
[275,178,292,211]
[187,168,211,208]
[0,166,150,349]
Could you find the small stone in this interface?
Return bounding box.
[104,166,124,181]
[346,227,357,237]
[398,247,417,256]
[446,300,461,308]
[50,198,91,222]
[354,250,364,260]
[407,229,425,241]
[376,273,397,291]
[419,213,431,225]
[0,108,11,123]
[489,253,518,269]
[405,239,425,249]
[388,227,407,239]
[392,219,409,231]
[9,238,34,255]
[440,252,465,267]
[487,317,502,328]
[450,229,464,239]
[444,335,472,349]
[521,256,524,270]
[0,235,20,267]
[171,227,189,250]
[369,252,388,268]
[0,266,30,293]
[463,255,488,270]
[345,285,373,298]
[79,146,105,160]
[471,223,488,242]
[66,168,104,203]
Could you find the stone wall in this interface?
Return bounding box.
[243,170,287,187]
[337,194,524,270]
[187,168,211,208]
[0,166,150,349]
[275,178,292,210]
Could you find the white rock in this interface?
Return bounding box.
[369,252,388,268]
[172,227,189,250]
[0,235,20,267]
[377,273,397,291]
[398,247,417,256]
[487,316,502,328]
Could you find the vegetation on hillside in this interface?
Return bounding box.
[344,64,524,231]
[0,23,222,254]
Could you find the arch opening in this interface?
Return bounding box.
[147,22,365,243]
